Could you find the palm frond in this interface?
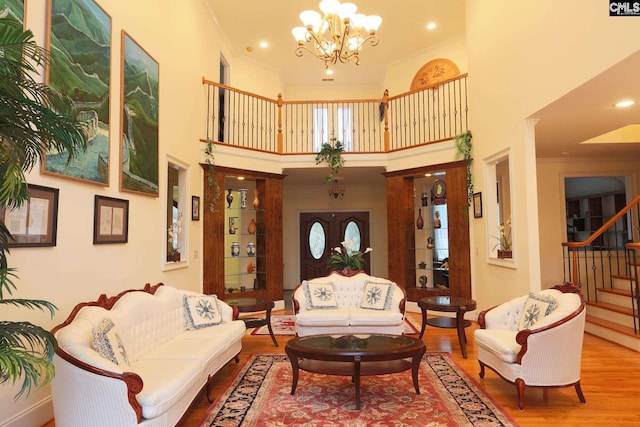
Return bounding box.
[0,299,57,317]
[0,321,57,398]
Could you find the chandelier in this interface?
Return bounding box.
[292,0,382,69]
[328,178,345,199]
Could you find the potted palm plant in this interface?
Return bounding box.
[0,16,85,398]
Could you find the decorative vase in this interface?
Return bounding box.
[228,217,236,234]
[239,189,248,209]
[226,189,234,208]
[231,242,240,257]
[434,211,442,228]
[247,218,257,234]
[253,189,260,209]
[416,208,424,229]
[421,191,429,207]
[498,249,513,259]
[247,242,256,256]
[426,236,435,249]
[246,261,255,273]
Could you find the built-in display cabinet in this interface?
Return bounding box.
[385,161,471,301]
[202,165,283,302]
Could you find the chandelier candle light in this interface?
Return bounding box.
[292,0,382,68]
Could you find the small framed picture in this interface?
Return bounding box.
[94,195,129,244]
[0,184,59,247]
[192,196,200,221]
[473,192,483,218]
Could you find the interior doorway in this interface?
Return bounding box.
[299,211,370,280]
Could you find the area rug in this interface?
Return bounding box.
[200,353,518,427]
[249,314,421,336]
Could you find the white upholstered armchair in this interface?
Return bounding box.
[474,283,586,410]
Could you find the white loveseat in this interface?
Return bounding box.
[474,283,586,410]
[51,283,246,426]
[292,271,406,336]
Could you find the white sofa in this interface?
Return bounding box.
[474,283,586,410]
[51,283,246,426]
[292,271,406,336]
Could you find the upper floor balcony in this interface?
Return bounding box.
[203,74,468,154]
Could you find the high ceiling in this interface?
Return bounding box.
[204,1,640,162]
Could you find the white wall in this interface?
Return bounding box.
[466,0,640,311]
[1,0,279,424]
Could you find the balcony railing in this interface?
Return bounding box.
[203,74,469,154]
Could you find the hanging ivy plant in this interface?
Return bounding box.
[205,139,221,212]
[315,138,345,183]
[454,130,473,211]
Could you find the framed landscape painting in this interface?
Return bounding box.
[44,0,111,185]
[120,31,159,196]
[0,0,25,24]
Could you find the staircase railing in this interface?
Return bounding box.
[562,194,640,332]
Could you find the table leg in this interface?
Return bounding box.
[412,347,425,395]
[456,309,468,359]
[265,307,278,347]
[354,359,361,409]
[285,348,299,394]
[419,306,428,339]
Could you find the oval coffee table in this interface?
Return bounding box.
[285,334,426,409]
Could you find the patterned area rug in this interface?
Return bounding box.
[249,314,421,336]
[200,353,517,427]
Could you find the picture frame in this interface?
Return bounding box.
[93,195,129,244]
[0,184,59,247]
[119,31,159,196]
[43,0,112,186]
[192,196,200,221]
[473,192,483,218]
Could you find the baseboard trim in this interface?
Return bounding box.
[0,396,53,427]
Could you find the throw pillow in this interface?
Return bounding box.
[184,295,224,329]
[518,293,558,330]
[92,318,130,367]
[360,281,393,310]
[303,281,338,309]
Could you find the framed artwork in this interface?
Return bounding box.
[43,0,112,185]
[473,192,483,218]
[93,195,129,244]
[0,184,59,247]
[120,31,159,196]
[192,196,200,221]
[1,0,25,25]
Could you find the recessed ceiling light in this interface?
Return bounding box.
[237,176,245,180]
[426,22,437,30]
[326,69,334,75]
[259,41,268,48]
[614,100,636,108]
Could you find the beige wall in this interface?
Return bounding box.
[466,0,640,311]
[536,158,640,288]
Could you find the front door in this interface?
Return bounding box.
[300,211,370,280]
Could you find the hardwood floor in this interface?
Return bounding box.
[43,312,640,426]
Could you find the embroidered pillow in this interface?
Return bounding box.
[92,318,130,367]
[183,294,224,329]
[304,281,338,309]
[360,281,393,310]
[518,293,558,330]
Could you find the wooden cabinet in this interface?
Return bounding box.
[385,161,471,301]
[202,166,283,302]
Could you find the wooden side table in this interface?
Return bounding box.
[224,297,278,347]
[418,296,477,358]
